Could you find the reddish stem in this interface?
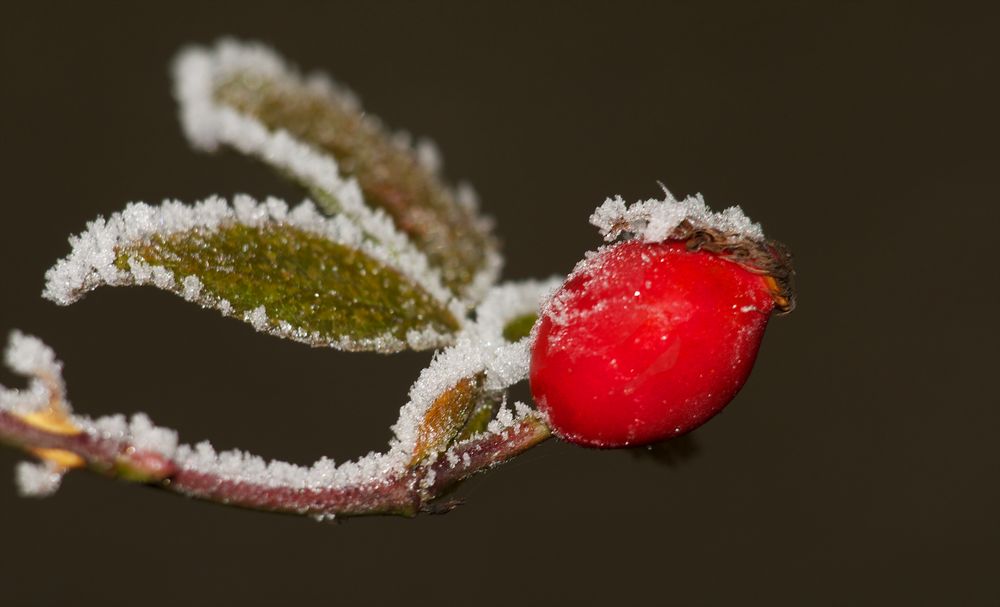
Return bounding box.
[0,409,550,519]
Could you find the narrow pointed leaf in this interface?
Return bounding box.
[43,196,461,352]
[175,40,501,303]
[408,373,484,466]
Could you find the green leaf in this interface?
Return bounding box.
[119,223,459,351]
[455,394,503,443]
[179,41,499,300]
[43,197,462,352]
[501,313,538,342]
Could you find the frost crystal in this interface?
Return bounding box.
[589,186,765,243]
[171,441,401,492]
[245,305,269,332]
[0,331,67,416]
[181,275,203,301]
[15,462,63,498]
[4,331,63,390]
[128,413,179,457]
[473,277,563,337]
[415,138,443,175]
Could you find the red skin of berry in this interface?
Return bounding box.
[530,240,775,447]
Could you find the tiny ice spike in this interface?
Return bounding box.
[530,194,794,448]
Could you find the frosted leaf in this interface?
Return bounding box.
[42,195,463,352]
[391,279,559,461]
[15,461,63,498]
[589,187,765,244]
[408,374,483,466]
[173,38,501,303]
[454,392,504,443]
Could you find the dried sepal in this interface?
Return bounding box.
[174,39,501,303]
[589,187,796,313]
[43,196,463,352]
[1,331,83,472]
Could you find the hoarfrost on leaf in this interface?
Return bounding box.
[42,195,464,352]
[181,275,203,301]
[173,38,501,303]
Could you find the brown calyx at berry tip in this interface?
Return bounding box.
[672,221,796,314]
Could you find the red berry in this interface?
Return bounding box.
[530,239,781,447]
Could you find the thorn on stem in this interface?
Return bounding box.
[423,498,465,515]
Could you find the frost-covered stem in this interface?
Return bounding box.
[0,410,157,477]
[425,415,551,496]
[0,408,550,518]
[168,468,420,517]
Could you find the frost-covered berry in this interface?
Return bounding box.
[530,236,792,448]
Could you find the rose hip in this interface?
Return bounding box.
[530,239,784,447]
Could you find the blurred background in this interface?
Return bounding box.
[1,2,996,604]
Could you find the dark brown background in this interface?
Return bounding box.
[1,2,996,605]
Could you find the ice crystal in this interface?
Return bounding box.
[0,331,67,416]
[15,462,63,498]
[127,413,179,457]
[473,277,563,339]
[4,331,63,390]
[590,186,765,243]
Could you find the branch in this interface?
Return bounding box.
[2,280,558,519]
[0,408,550,519]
